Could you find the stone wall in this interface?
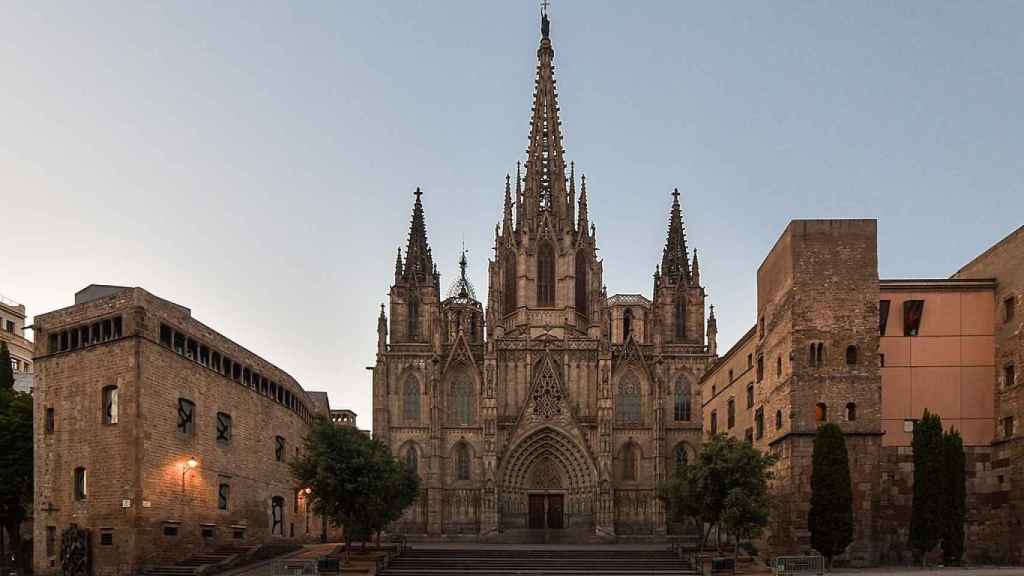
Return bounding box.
[32,288,327,576]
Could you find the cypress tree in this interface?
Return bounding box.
[0,342,13,390]
[941,429,966,565]
[910,410,944,564]
[808,422,854,569]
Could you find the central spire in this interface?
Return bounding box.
[522,7,569,231]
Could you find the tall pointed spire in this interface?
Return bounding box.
[661,188,691,283]
[577,173,589,234]
[515,161,524,229]
[503,173,514,234]
[394,247,403,284]
[523,7,569,229]
[568,161,576,228]
[691,248,700,286]
[403,187,435,284]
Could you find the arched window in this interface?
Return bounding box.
[846,402,857,421]
[816,343,825,366]
[537,242,555,307]
[451,377,473,426]
[673,444,688,469]
[815,402,827,423]
[622,444,638,481]
[454,443,471,481]
[503,255,517,316]
[575,250,588,320]
[775,409,783,429]
[776,356,782,377]
[408,292,420,341]
[846,345,858,366]
[404,445,419,477]
[623,308,634,341]
[616,372,642,424]
[674,300,686,341]
[673,378,691,421]
[403,376,420,422]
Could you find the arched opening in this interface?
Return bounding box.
[408,291,420,341]
[451,376,474,426]
[775,409,783,429]
[537,242,555,307]
[403,443,420,477]
[504,255,517,316]
[623,308,634,341]
[673,378,691,421]
[454,443,471,481]
[846,402,857,421]
[815,402,828,423]
[575,250,588,320]
[846,345,858,366]
[621,443,639,481]
[616,371,642,424]
[674,300,686,341]
[673,443,689,469]
[403,375,421,422]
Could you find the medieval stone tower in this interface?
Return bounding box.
[372,12,715,538]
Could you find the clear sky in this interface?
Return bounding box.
[4,2,1022,428]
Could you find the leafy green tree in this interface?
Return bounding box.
[910,410,944,565]
[0,387,33,570]
[0,342,13,390]
[291,420,418,553]
[659,434,776,553]
[941,429,966,565]
[721,487,770,571]
[808,423,854,569]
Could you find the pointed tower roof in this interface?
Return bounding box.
[661,188,691,283]
[403,187,435,284]
[502,173,514,235]
[522,10,569,228]
[446,246,478,303]
[577,173,589,235]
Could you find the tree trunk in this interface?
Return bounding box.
[733,535,739,575]
[700,522,713,553]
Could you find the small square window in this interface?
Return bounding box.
[904,420,915,433]
[45,408,55,434]
[216,412,232,445]
[201,526,216,539]
[233,527,245,539]
[1005,297,1016,323]
[103,386,119,425]
[1004,363,1016,389]
[74,467,87,500]
[218,483,230,511]
[903,300,925,336]
[163,525,178,537]
[275,436,286,462]
[100,530,113,546]
[1003,416,1015,439]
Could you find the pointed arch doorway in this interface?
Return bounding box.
[498,426,597,532]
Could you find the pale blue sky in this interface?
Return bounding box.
[3,2,1022,426]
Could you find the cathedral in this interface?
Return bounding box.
[371,12,715,538]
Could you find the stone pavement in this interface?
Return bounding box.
[830,569,1024,576]
[218,543,341,576]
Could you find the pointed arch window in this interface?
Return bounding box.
[622,443,638,481]
[623,308,634,341]
[408,292,420,341]
[451,377,473,426]
[673,378,691,421]
[674,300,686,341]
[454,443,471,481]
[673,444,689,469]
[616,372,642,424]
[575,250,588,320]
[404,445,419,477]
[403,376,421,422]
[503,255,517,316]
[537,242,555,307]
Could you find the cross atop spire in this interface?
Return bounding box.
[660,188,691,284]
[402,187,435,285]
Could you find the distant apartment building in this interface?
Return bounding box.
[1,294,34,393]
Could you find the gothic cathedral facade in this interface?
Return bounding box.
[371,13,717,538]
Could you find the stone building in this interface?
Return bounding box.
[1,294,34,393]
[372,13,714,538]
[370,10,1024,562]
[701,224,1024,564]
[32,285,335,575]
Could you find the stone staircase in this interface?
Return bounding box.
[139,546,254,576]
[378,546,696,576]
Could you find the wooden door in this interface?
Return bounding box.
[546,495,564,529]
[528,494,546,529]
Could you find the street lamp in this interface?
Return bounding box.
[181,457,198,491]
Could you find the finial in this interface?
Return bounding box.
[414,187,423,199]
[541,0,551,38]
[672,187,680,202]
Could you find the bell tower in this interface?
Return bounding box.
[652,189,707,351]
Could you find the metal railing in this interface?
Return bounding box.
[271,559,319,576]
[774,555,824,575]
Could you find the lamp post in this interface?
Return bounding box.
[181,457,198,492]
